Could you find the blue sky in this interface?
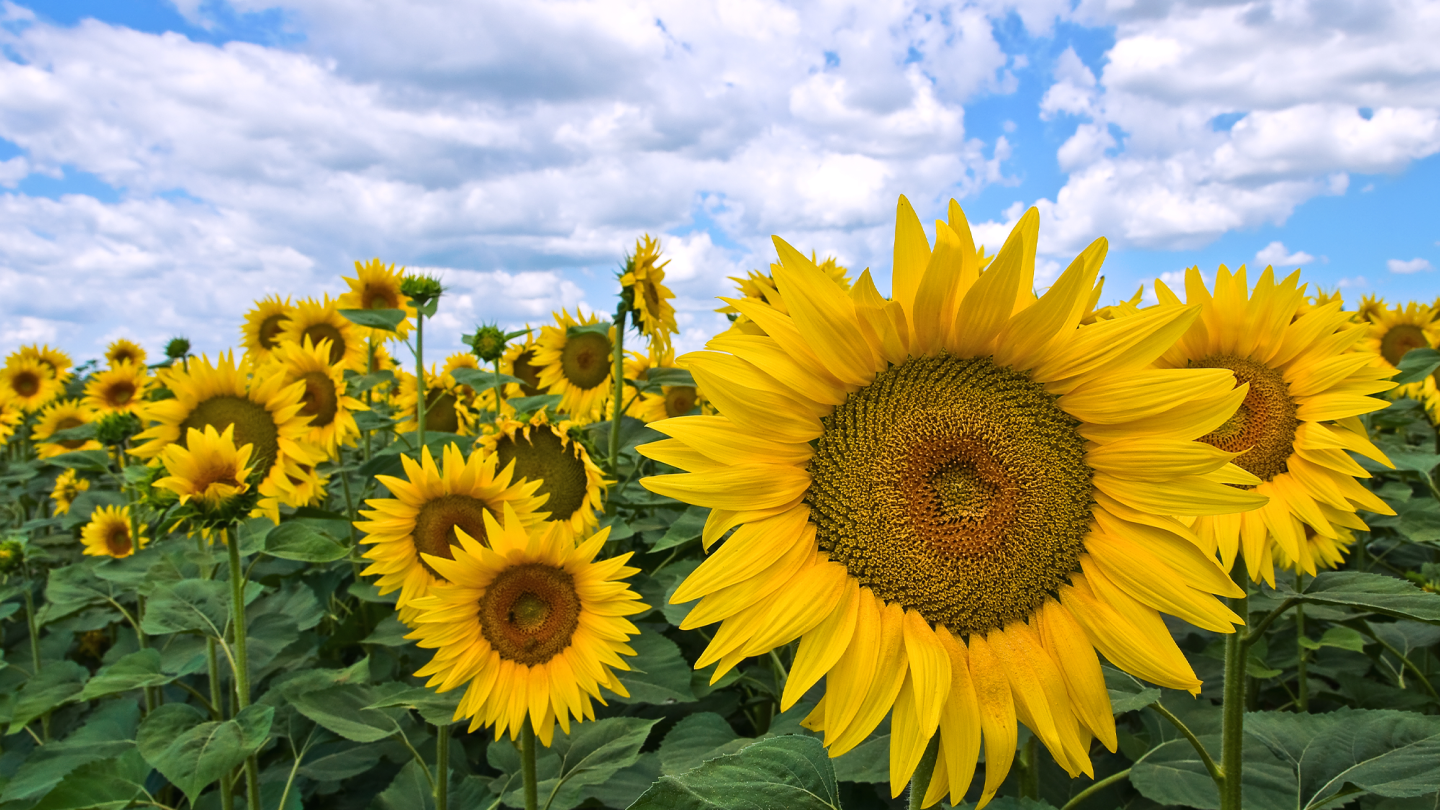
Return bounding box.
[2,0,1438,362]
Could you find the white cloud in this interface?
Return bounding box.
[1255,241,1315,267]
[1337,276,1367,289]
[1388,257,1435,274]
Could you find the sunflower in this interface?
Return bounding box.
[641,196,1266,807]
[0,397,22,447]
[394,366,477,437]
[624,349,704,423]
[532,310,614,423]
[1155,266,1396,586]
[1,355,65,412]
[338,258,417,340]
[240,295,295,364]
[9,345,72,382]
[130,352,326,522]
[84,361,152,416]
[406,504,646,744]
[1271,524,1357,577]
[279,296,367,372]
[51,468,90,515]
[500,330,545,399]
[153,424,255,513]
[262,338,367,456]
[1361,301,1438,384]
[355,443,548,624]
[716,254,855,318]
[1295,287,1344,319]
[1355,294,1385,324]
[105,338,147,368]
[476,411,607,540]
[621,235,678,358]
[284,463,328,507]
[32,399,101,459]
[81,505,146,558]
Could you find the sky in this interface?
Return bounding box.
[1,0,1438,363]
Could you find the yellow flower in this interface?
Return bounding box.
[9,345,72,382]
[621,235,678,358]
[84,361,152,416]
[32,399,102,459]
[154,424,255,512]
[1355,294,1386,324]
[279,296,366,372]
[1,355,65,412]
[1156,267,1397,584]
[0,396,22,447]
[338,258,418,340]
[1361,301,1438,383]
[1295,287,1344,319]
[1271,525,1355,577]
[262,338,367,457]
[105,338,147,368]
[240,295,295,364]
[51,469,90,515]
[476,411,607,541]
[499,329,545,399]
[406,504,646,744]
[532,309,614,423]
[623,349,703,423]
[1079,278,1145,325]
[641,196,1264,807]
[394,366,476,436]
[81,505,146,558]
[355,443,548,624]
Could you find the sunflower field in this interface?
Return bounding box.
[2,196,1440,810]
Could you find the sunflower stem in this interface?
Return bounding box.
[416,313,427,451]
[608,310,626,475]
[364,337,375,462]
[1219,563,1249,810]
[521,720,539,810]
[1150,701,1221,785]
[21,574,48,741]
[1019,735,1040,799]
[224,527,261,810]
[907,734,940,810]
[1295,571,1308,712]
[435,724,449,810]
[493,358,506,425]
[1059,768,1132,810]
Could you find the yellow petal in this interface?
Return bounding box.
[641,464,810,511]
[1060,572,1201,693]
[829,600,909,755]
[965,633,1017,808]
[821,587,882,745]
[994,236,1106,370]
[1094,471,1268,516]
[911,220,966,355]
[648,414,814,468]
[891,194,932,325]
[947,210,1037,358]
[671,506,813,603]
[933,626,981,805]
[1037,600,1116,752]
[708,335,849,406]
[1086,437,1239,480]
[1032,304,1201,391]
[782,577,860,711]
[771,236,877,386]
[902,610,951,744]
[1083,537,1240,633]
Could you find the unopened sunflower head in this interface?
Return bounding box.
[165,336,192,362]
[468,324,508,364]
[640,195,1267,808]
[400,273,444,313]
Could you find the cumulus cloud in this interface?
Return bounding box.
[1255,241,1315,267]
[1388,257,1435,274]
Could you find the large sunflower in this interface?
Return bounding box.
[105,338,147,368]
[476,411,607,541]
[130,352,326,522]
[51,468,89,515]
[621,235,677,358]
[1155,266,1396,585]
[1,355,65,412]
[641,196,1265,807]
[262,338,366,457]
[84,362,152,416]
[240,295,295,364]
[338,258,417,340]
[354,443,548,624]
[81,505,146,558]
[278,296,366,372]
[532,310,615,423]
[32,399,102,459]
[394,366,477,437]
[1361,301,1438,383]
[406,504,646,744]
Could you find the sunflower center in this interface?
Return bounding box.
[258,314,289,350]
[303,325,347,365]
[511,350,544,397]
[479,562,580,666]
[13,371,39,397]
[105,523,132,556]
[806,354,1093,636]
[1194,354,1298,482]
[105,380,136,406]
[179,396,282,474]
[424,388,460,433]
[492,429,589,521]
[664,386,697,418]
[1380,323,1429,366]
[56,416,87,449]
[560,332,612,390]
[298,371,339,428]
[363,284,401,310]
[411,494,491,580]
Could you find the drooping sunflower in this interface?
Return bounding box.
[354,443,548,624]
[621,235,678,358]
[84,361,152,416]
[1361,301,1438,385]
[278,296,366,372]
[81,504,146,558]
[532,310,615,423]
[153,424,255,514]
[406,503,646,744]
[105,338,147,368]
[9,345,72,382]
[394,366,477,437]
[1155,266,1396,585]
[641,196,1266,807]
[338,258,417,340]
[476,411,607,540]
[129,352,326,522]
[262,338,366,457]
[32,399,101,459]
[624,349,704,423]
[1,355,65,412]
[240,295,295,364]
[51,468,90,515]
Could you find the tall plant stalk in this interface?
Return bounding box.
[608,309,627,473]
[522,720,539,810]
[225,527,261,810]
[1219,564,1250,810]
[415,313,427,450]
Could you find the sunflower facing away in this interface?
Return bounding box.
[1,355,65,412]
[621,235,678,358]
[81,504,146,558]
[338,258,417,340]
[355,443,548,624]
[153,424,255,514]
[406,503,646,744]
[84,361,152,416]
[105,338,147,368]
[32,399,102,459]
[476,411,607,540]
[51,468,90,515]
[240,295,295,364]
[279,296,366,372]
[641,196,1267,807]
[394,366,477,437]
[1155,266,1396,585]
[532,310,615,423]
[263,338,367,457]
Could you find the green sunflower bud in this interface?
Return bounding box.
[95,412,142,446]
[468,324,507,363]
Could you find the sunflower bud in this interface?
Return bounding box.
[400,274,444,313]
[468,324,507,363]
[165,336,191,360]
[95,412,142,446]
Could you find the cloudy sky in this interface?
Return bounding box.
[2,0,1438,363]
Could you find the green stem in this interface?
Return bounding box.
[522,720,539,810]
[1020,735,1040,799]
[435,725,450,810]
[1059,768,1133,810]
[907,734,940,810]
[22,578,47,742]
[1220,564,1249,810]
[1295,571,1309,713]
[415,315,427,450]
[225,528,260,810]
[1150,702,1223,786]
[492,358,506,424]
[364,337,375,462]
[608,313,626,474]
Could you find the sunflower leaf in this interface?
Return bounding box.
[28,748,151,810]
[136,703,274,806]
[567,322,612,337]
[264,521,349,562]
[613,629,698,706]
[8,660,88,733]
[450,368,524,390]
[627,734,841,810]
[1272,572,1440,624]
[1394,348,1440,385]
[41,449,111,472]
[645,368,696,388]
[41,423,97,444]
[339,308,406,332]
[81,648,173,700]
[0,700,138,805]
[649,506,708,552]
[1130,733,1294,809]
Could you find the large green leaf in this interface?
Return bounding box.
[339,307,407,331]
[367,685,462,727]
[614,630,697,705]
[140,579,229,636]
[81,648,174,700]
[658,713,747,775]
[0,701,139,804]
[29,748,151,810]
[645,368,697,388]
[1246,708,1440,809]
[287,681,408,743]
[1394,348,1440,385]
[1104,666,1161,714]
[8,660,88,733]
[264,521,350,562]
[1130,734,1294,810]
[369,759,434,810]
[44,450,113,475]
[59,489,127,528]
[649,506,708,552]
[137,703,274,806]
[508,717,659,810]
[627,735,841,810]
[1279,572,1440,624]
[450,367,524,390]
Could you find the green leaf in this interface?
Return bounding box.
[367,686,462,727]
[507,394,563,414]
[1395,497,1440,546]
[646,368,697,388]
[264,521,349,562]
[369,758,435,810]
[42,450,112,473]
[450,367,524,390]
[0,701,139,804]
[41,422,97,444]
[137,703,274,806]
[59,489,127,528]
[81,648,174,700]
[1299,625,1368,653]
[1394,348,1440,385]
[363,614,414,647]
[347,369,397,395]
[8,661,88,733]
[628,735,841,810]
[583,752,662,809]
[1372,438,1440,477]
[340,308,406,331]
[298,740,387,782]
[649,506,708,552]
[287,682,407,743]
[1248,708,1440,809]
[659,713,747,775]
[614,630,698,705]
[567,322,612,337]
[141,579,229,636]
[1281,572,1440,624]
[1130,734,1295,810]
[1103,666,1160,714]
[29,748,151,810]
[512,717,659,810]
